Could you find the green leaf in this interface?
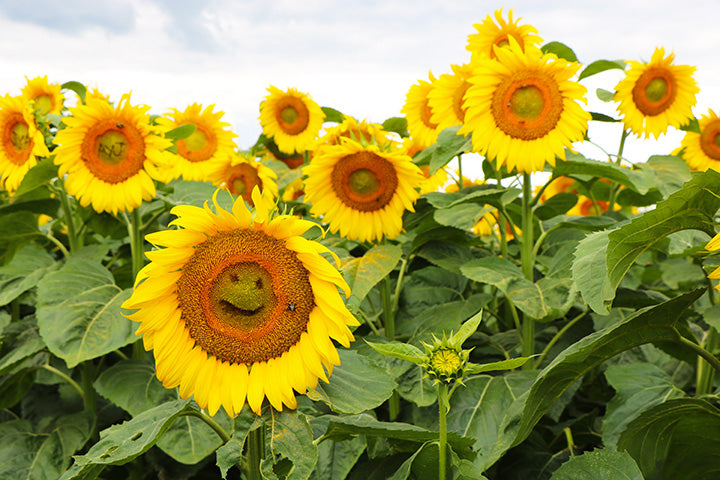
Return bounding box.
[216,410,259,479]
[94,360,176,417]
[167,180,235,211]
[553,153,654,194]
[578,59,626,80]
[342,244,402,311]
[413,126,472,173]
[602,362,686,448]
[425,186,520,209]
[541,41,578,62]
[365,340,424,364]
[680,116,701,133]
[382,117,409,137]
[550,449,643,480]
[466,357,531,374]
[590,112,620,122]
[62,81,87,103]
[451,310,483,348]
[415,240,474,274]
[617,399,720,480]
[572,229,615,314]
[461,257,547,318]
[157,412,232,464]
[637,155,692,198]
[307,350,397,414]
[36,258,136,368]
[0,245,57,306]
[596,88,615,102]
[15,158,59,197]
[434,203,487,230]
[0,211,39,265]
[537,276,578,322]
[395,364,436,407]
[261,410,318,480]
[0,412,94,480]
[164,123,196,140]
[311,436,365,480]
[321,106,344,124]
[0,318,46,376]
[60,400,191,479]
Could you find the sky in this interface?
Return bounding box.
[0,0,717,176]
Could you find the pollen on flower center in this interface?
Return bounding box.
[431,349,462,377]
[81,119,147,184]
[183,126,209,152]
[97,130,129,165]
[281,106,299,126]
[348,169,380,196]
[331,151,399,211]
[510,85,544,120]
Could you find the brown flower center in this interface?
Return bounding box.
[700,118,720,161]
[226,162,262,203]
[276,96,310,136]
[81,119,146,184]
[2,113,33,165]
[453,80,472,123]
[177,123,218,163]
[331,151,398,212]
[632,67,677,116]
[176,229,315,364]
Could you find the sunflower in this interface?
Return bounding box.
[21,76,65,115]
[318,116,396,153]
[122,188,358,416]
[540,176,612,216]
[460,37,591,173]
[53,94,176,214]
[157,103,237,181]
[259,86,325,155]
[614,47,698,139]
[676,109,720,171]
[401,73,440,149]
[0,95,50,193]
[282,177,305,201]
[418,164,450,195]
[303,138,424,243]
[466,8,543,62]
[427,63,474,132]
[208,151,278,205]
[261,147,307,169]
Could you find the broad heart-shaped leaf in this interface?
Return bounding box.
[578,59,626,80]
[606,169,720,296]
[0,244,57,306]
[461,257,547,318]
[310,435,365,480]
[493,289,703,462]
[261,410,318,480]
[445,371,537,472]
[552,153,654,194]
[36,257,136,368]
[617,398,720,480]
[60,399,192,479]
[550,449,643,480]
[0,411,94,480]
[342,244,402,312]
[412,126,472,174]
[541,41,577,62]
[636,155,692,197]
[602,362,686,448]
[572,229,615,314]
[0,318,46,376]
[306,350,397,414]
[15,157,59,197]
[0,211,38,265]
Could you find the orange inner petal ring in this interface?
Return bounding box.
[631,67,677,116]
[177,123,218,163]
[81,119,146,183]
[2,112,33,165]
[700,119,720,161]
[275,96,310,136]
[331,151,399,212]
[226,162,262,202]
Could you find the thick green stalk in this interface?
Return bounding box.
[607,128,629,212]
[521,173,535,363]
[183,409,231,443]
[438,383,449,480]
[57,179,81,254]
[127,208,146,280]
[247,425,265,480]
[41,364,85,400]
[80,362,97,415]
[675,333,720,379]
[381,276,395,340]
[696,328,718,396]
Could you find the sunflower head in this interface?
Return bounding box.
[420,333,471,385]
[318,116,397,153]
[460,37,591,173]
[157,103,237,181]
[52,94,176,214]
[208,151,279,206]
[0,94,50,193]
[418,164,450,195]
[21,76,65,116]
[466,8,543,62]
[677,109,720,171]
[401,73,440,149]
[303,138,424,243]
[614,47,699,139]
[427,63,474,131]
[122,187,359,416]
[259,86,325,155]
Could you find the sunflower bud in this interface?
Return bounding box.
[421,334,472,385]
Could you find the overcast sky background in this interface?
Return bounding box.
[0,0,717,175]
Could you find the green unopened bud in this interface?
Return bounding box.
[421,334,471,384]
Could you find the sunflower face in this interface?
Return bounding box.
[21,76,65,115]
[0,95,49,193]
[614,47,698,139]
[466,8,543,62]
[427,64,474,132]
[208,152,278,205]
[677,109,720,171]
[157,103,237,181]
[259,86,325,155]
[122,189,358,416]
[318,117,395,152]
[303,140,423,242]
[402,74,440,149]
[460,38,590,173]
[53,95,175,214]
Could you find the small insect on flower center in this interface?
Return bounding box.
[10,121,30,152]
[97,130,129,165]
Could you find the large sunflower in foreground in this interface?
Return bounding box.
[260,86,325,155]
[122,188,359,416]
[460,38,591,173]
[303,138,424,242]
[614,47,698,139]
[157,103,237,181]
[21,76,65,115]
[0,95,50,193]
[427,63,474,132]
[466,8,543,62]
[208,151,279,205]
[53,94,175,214]
[401,73,440,149]
[676,109,720,172]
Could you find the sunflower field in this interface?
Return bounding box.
[2,8,720,480]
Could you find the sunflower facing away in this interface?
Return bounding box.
[157,103,237,181]
[21,76,65,115]
[317,116,396,154]
[614,47,698,139]
[53,94,175,214]
[208,151,279,205]
[260,86,325,155]
[303,138,424,243]
[427,63,474,132]
[0,95,50,193]
[401,73,440,149]
[466,8,543,62]
[122,188,359,416]
[460,37,591,173]
[676,109,720,172]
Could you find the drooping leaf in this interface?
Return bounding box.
[550,449,643,480]
[261,410,318,480]
[382,117,409,137]
[541,41,578,62]
[578,59,626,80]
[0,318,47,376]
[596,88,615,102]
[413,126,472,173]
[342,244,402,312]
[62,81,87,103]
[321,106,345,124]
[36,257,136,368]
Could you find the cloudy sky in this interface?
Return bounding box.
[0,0,717,170]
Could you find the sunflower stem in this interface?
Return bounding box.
[607,128,629,212]
[41,364,85,401]
[80,362,97,417]
[456,153,464,189]
[247,425,265,480]
[57,178,81,254]
[696,327,718,396]
[674,332,720,381]
[520,172,535,365]
[183,408,232,443]
[438,382,449,480]
[127,208,146,280]
[38,232,70,259]
[381,276,395,340]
